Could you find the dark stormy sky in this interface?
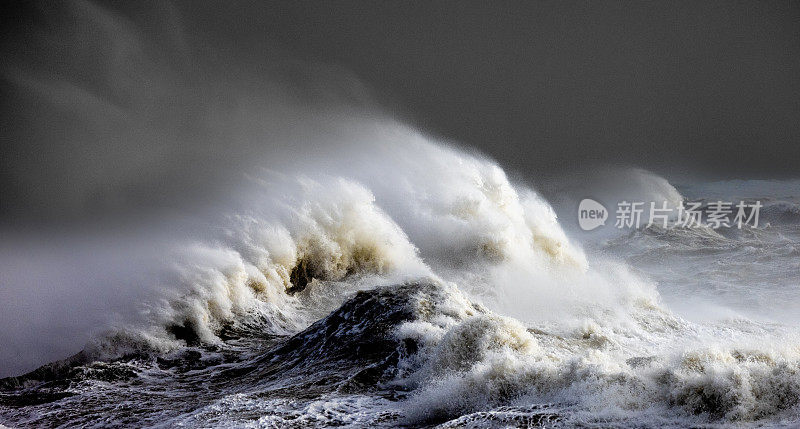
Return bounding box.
[2,0,799,223]
[238,0,800,178]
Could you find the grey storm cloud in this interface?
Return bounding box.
[2,0,799,224]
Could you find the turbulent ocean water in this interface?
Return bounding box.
[1,126,798,427]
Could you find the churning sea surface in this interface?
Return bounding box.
[1,131,799,428]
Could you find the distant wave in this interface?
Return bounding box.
[762,201,800,225]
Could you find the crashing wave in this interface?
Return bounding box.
[4,280,799,427]
[38,129,588,365]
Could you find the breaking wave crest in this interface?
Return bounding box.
[58,126,593,364]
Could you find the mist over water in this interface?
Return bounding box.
[1,1,800,427]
